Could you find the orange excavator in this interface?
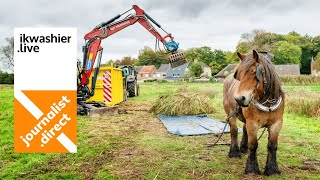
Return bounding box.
[77,5,185,115]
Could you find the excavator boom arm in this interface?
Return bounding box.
[78,5,184,100]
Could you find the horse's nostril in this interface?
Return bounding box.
[235,96,246,104]
[235,96,246,106]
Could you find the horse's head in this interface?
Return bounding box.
[234,50,265,107]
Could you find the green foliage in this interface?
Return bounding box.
[183,46,214,65]
[184,47,228,75]
[189,62,203,77]
[209,49,227,75]
[239,29,283,52]
[136,46,169,68]
[0,70,14,84]
[236,42,251,53]
[239,30,320,74]
[114,56,136,66]
[225,51,239,64]
[272,41,302,65]
[144,79,157,82]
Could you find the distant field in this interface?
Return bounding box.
[0,83,320,179]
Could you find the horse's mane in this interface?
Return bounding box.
[237,52,284,102]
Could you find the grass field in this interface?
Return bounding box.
[1,82,320,179]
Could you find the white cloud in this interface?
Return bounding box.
[0,0,319,63]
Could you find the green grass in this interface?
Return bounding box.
[1,82,320,179]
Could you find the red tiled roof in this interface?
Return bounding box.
[139,65,156,73]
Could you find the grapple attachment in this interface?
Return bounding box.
[169,52,186,68]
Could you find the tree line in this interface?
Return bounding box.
[1,30,320,83]
[111,30,320,75]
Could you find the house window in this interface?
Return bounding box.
[177,74,180,77]
[163,74,166,77]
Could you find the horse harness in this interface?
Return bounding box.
[251,63,284,112]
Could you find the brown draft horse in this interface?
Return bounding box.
[223,50,285,176]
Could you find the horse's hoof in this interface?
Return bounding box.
[264,168,281,176]
[245,164,261,175]
[228,150,241,158]
[240,146,248,153]
[245,169,261,175]
[229,145,241,158]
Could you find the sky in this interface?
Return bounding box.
[0,0,319,66]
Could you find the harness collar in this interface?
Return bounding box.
[251,95,283,112]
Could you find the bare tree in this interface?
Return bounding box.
[0,37,14,70]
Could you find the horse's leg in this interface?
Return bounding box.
[228,116,241,158]
[264,121,282,176]
[245,121,261,174]
[240,123,248,153]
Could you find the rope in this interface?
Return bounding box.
[207,111,267,147]
[207,111,237,147]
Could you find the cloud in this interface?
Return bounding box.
[0,0,319,63]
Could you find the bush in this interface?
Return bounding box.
[0,71,14,84]
[144,79,157,82]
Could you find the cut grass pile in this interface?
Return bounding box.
[151,87,216,115]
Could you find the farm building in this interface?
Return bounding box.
[155,62,212,81]
[137,65,157,80]
[274,64,300,76]
[201,64,212,78]
[311,57,320,76]
[214,64,238,79]
[155,64,170,79]
[165,62,190,81]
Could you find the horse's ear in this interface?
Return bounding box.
[253,50,259,62]
[237,52,245,61]
[233,71,238,79]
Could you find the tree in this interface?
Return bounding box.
[239,29,283,52]
[225,51,239,64]
[272,41,302,65]
[136,46,168,68]
[236,42,251,54]
[0,37,14,71]
[0,70,14,84]
[209,49,227,75]
[114,56,136,66]
[189,62,203,77]
[184,46,214,65]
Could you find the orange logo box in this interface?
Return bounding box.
[14,90,76,153]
